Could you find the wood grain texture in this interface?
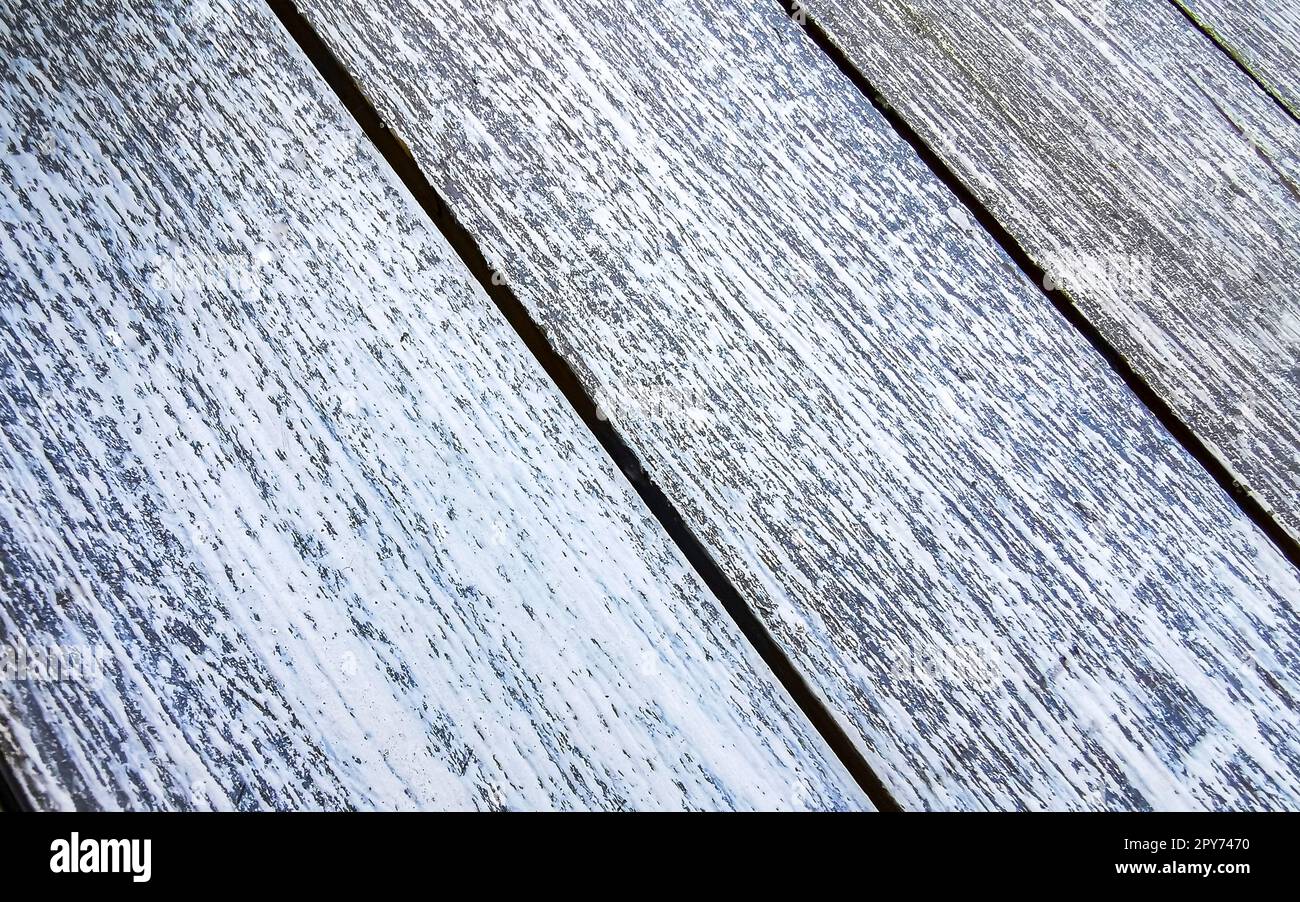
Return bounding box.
[0,0,868,811]
[1176,0,1300,117]
[299,0,1300,810]
[803,0,1300,545]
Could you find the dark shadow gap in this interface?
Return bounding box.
[777,0,1300,573]
[264,0,902,812]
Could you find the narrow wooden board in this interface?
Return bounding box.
[299,0,1300,809]
[0,0,867,811]
[1176,0,1300,116]
[801,0,1300,544]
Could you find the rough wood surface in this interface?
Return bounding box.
[0,0,867,811]
[300,0,1300,810]
[1177,0,1300,116]
[804,0,1300,544]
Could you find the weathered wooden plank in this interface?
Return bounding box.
[1176,0,1300,117]
[0,0,868,811]
[800,0,1300,544]
[299,0,1300,809]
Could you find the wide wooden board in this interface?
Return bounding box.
[0,0,866,811]
[299,0,1300,809]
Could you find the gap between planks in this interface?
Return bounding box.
[777,0,1300,574]
[263,0,902,811]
